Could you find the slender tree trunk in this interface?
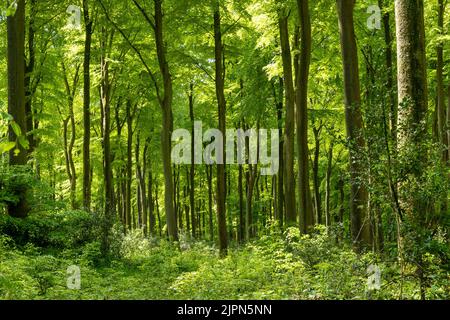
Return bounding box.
[312,124,322,224]
[148,166,156,236]
[82,0,92,211]
[275,79,285,227]
[126,100,133,230]
[214,4,228,255]
[25,0,37,155]
[436,0,448,215]
[238,159,245,242]
[100,28,114,254]
[278,7,297,225]
[188,83,196,237]
[325,142,333,227]
[336,0,372,250]
[206,165,214,242]
[153,0,177,241]
[61,62,80,210]
[296,0,314,233]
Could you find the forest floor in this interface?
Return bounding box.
[0,213,448,300]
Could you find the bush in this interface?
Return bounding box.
[0,210,100,249]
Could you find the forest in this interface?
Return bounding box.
[0,0,449,300]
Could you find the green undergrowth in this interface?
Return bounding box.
[0,214,448,300]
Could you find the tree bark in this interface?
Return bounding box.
[278,7,297,225]
[82,0,92,211]
[325,142,333,227]
[395,0,429,210]
[7,0,28,218]
[153,0,178,241]
[188,83,196,237]
[126,100,133,230]
[336,0,372,250]
[100,27,114,254]
[296,0,314,233]
[214,4,228,256]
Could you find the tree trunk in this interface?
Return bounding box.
[275,79,284,227]
[296,0,314,233]
[395,0,429,210]
[278,7,297,225]
[312,123,322,225]
[126,100,133,230]
[100,28,114,254]
[82,0,92,211]
[7,0,28,218]
[154,0,177,241]
[61,62,80,210]
[214,4,228,256]
[188,83,196,237]
[25,0,37,155]
[238,159,245,242]
[336,0,372,250]
[325,142,333,227]
[206,165,214,242]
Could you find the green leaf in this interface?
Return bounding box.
[18,135,29,150]
[6,1,17,17]
[10,121,22,137]
[0,141,16,154]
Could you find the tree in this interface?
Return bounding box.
[296,0,314,233]
[7,0,28,218]
[395,0,429,212]
[278,5,296,225]
[336,0,372,250]
[214,2,228,255]
[82,0,93,211]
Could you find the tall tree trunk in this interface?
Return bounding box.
[7,0,28,218]
[25,0,37,155]
[275,79,285,227]
[296,0,314,233]
[188,83,196,237]
[238,158,245,242]
[148,169,156,236]
[100,28,114,254]
[82,0,92,211]
[278,7,297,225]
[214,4,228,256]
[378,0,397,146]
[395,0,429,299]
[436,0,448,215]
[61,62,80,210]
[325,142,333,227]
[312,123,322,224]
[395,0,429,211]
[336,0,372,250]
[153,0,177,241]
[126,100,133,230]
[206,165,214,242]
